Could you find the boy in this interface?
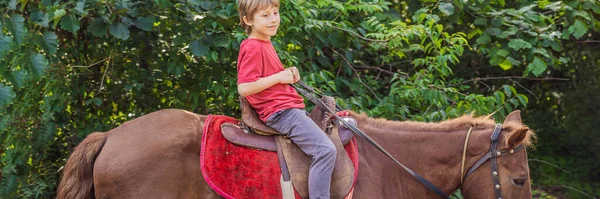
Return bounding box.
[236,0,337,198]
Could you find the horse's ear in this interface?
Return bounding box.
[506,127,529,148]
[503,110,522,125]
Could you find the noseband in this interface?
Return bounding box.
[460,124,525,199]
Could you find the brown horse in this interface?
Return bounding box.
[56,109,534,199]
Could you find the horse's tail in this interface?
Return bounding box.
[56,132,108,199]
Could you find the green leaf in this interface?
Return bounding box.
[39,32,58,54]
[534,48,551,59]
[53,9,67,28]
[508,39,532,50]
[189,40,209,57]
[474,18,487,26]
[439,2,455,16]
[75,0,86,15]
[497,0,506,6]
[200,1,218,10]
[316,55,332,67]
[30,11,44,24]
[8,0,17,10]
[496,49,509,57]
[53,9,67,19]
[506,56,520,66]
[571,20,588,39]
[60,15,80,34]
[134,17,154,31]
[154,0,173,8]
[109,22,130,40]
[591,3,600,14]
[211,51,218,61]
[517,94,528,106]
[543,1,562,11]
[502,85,515,98]
[526,57,547,76]
[37,12,51,27]
[41,0,52,6]
[94,98,102,106]
[498,27,518,38]
[499,58,512,70]
[28,52,49,77]
[485,28,501,36]
[476,34,491,45]
[0,35,13,55]
[167,62,184,76]
[7,14,27,45]
[0,84,16,106]
[85,98,102,106]
[10,69,27,88]
[494,91,505,103]
[518,4,536,12]
[88,19,109,37]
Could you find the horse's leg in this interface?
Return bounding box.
[91,109,220,198]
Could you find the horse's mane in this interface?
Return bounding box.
[347,111,536,147]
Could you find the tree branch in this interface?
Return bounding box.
[510,79,539,100]
[528,159,572,175]
[576,40,600,44]
[326,24,388,42]
[450,76,570,86]
[68,57,110,68]
[98,53,113,93]
[331,49,382,101]
[561,185,598,199]
[353,65,395,75]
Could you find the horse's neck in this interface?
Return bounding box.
[355,120,491,197]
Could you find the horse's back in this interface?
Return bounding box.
[93,109,218,198]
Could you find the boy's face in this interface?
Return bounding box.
[244,6,280,41]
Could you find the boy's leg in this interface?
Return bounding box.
[266,108,337,199]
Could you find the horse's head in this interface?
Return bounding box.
[462,110,535,199]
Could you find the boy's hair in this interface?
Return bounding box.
[238,0,280,34]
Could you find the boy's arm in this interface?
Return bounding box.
[238,67,299,97]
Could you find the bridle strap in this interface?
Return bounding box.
[460,127,474,184]
[463,140,525,179]
[292,81,450,199]
[489,124,503,198]
[461,124,525,199]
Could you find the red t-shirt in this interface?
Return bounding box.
[237,38,305,122]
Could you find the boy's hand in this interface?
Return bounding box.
[279,67,300,84]
[330,110,349,119]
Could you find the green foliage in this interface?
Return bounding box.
[410,0,600,197]
[0,85,15,106]
[0,0,598,198]
[427,0,600,77]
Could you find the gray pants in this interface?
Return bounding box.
[266,108,337,199]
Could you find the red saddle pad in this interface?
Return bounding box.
[200,114,359,199]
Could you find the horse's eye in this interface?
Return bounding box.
[512,178,526,187]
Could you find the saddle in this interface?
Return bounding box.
[220,96,355,199]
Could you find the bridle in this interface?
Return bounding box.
[459,124,526,199]
[292,81,526,199]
